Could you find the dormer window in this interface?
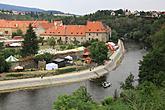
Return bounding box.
[71,32,73,34]
[89,29,91,31]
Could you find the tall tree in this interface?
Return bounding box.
[21,24,39,57]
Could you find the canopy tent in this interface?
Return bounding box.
[46,63,58,70]
[65,56,73,61]
[5,55,19,62]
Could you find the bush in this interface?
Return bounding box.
[6,73,24,77]
[2,48,17,58]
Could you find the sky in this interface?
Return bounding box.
[0,0,164,15]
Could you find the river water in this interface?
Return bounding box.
[0,43,146,110]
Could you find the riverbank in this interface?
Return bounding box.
[0,40,125,93]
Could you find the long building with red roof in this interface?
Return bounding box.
[41,21,111,44]
[0,19,111,44]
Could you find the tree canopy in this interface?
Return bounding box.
[89,41,108,64]
[139,27,165,86]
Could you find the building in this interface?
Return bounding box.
[41,21,111,44]
[0,19,111,44]
[0,19,50,38]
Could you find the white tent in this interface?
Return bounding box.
[65,56,73,61]
[5,55,19,62]
[46,63,58,70]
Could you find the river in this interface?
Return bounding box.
[0,43,146,110]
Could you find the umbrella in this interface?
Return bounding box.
[5,55,19,62]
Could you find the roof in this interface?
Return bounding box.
[86,21,107,33]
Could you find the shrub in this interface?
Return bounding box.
[34,53,53,63]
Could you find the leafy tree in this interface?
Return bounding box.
[89,41,108,64]
[139,27,165,86]
[119,82,165,110]
[21,24,39,57]
[139,49,165,86]
[120,73,135,89]
[2,48,17,58]
[34,53,53,63]
[0,42,4,50]
[47,37,56,49]
[111,29,119,42]
[53,86,104,110]
[0,55,10,73]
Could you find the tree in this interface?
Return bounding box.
[89,41,108,64]
[120,73,135,89]
[47,37,56,49]
[139,27,165,86]
[53,86,104,110]
[34,53,53,63]
[2,48,17,58]
[0,42,4,50]
[111,29,119,42]
[21,24,39,57]
[139,50,165,86]
[0,55,10,73]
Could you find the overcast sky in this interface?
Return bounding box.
[0,0,164,15]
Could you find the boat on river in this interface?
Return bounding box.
[102,81,112,88]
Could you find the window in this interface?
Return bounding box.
[89,33,91,36]
[96,33,99,36]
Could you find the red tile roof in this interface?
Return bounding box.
[86,21,107,33]
[0,19,49,29]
